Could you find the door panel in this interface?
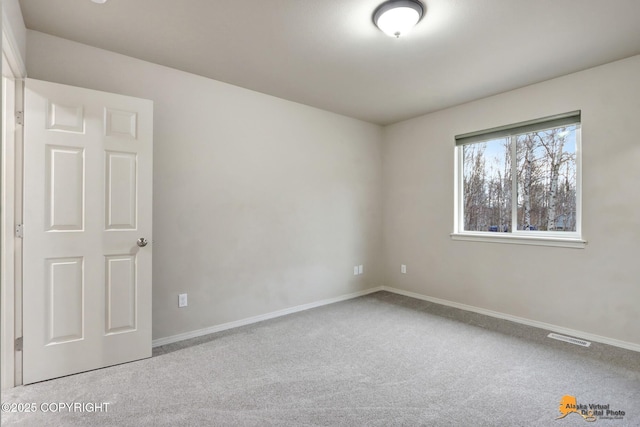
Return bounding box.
[105,254,137,334]
[45,145,85,231]
[105,151,137,230]
[45,257,84,344]
[23,79,153,384]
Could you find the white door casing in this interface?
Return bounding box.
[1,63,17,390]
[23,79,153,384]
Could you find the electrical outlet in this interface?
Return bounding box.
[178,293,188,308]
[401,264,407,274]
[353,266,359,275]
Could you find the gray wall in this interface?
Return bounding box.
[383,55,640,346]
[2,0,27,64]
[25,29,640,348]
[26,31,383,340]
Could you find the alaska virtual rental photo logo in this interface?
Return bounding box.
[556,395,626,422]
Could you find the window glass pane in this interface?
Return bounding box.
[516,125,577,231]
[462,138,512,232]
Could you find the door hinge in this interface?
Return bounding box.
[15,224,23,238]
[16,111,24,126]
[15,337,23,352]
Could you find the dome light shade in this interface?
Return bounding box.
[374,0,424,38]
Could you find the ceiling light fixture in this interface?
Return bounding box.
[373,0,424,38]
[91,0,108,4]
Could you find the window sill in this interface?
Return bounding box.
[450,232,587,249]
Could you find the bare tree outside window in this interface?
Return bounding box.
[460,122,578,234]
[463,138,511,232]
[516,126,577,232]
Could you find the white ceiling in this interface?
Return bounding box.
[19,0,640,125]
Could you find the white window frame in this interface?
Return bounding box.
[451,112,586,249]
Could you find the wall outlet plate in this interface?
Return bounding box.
[178,293,188,307]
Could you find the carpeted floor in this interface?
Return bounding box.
[1,291,639,426]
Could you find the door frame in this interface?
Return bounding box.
[1,13,26,389]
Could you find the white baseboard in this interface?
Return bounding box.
[382,286,640,353]
[152,286,384,348]
[154,285,639,353]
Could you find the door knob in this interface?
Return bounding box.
[137,237,148,247]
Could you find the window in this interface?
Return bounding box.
[452,111,584,248]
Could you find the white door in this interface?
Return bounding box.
[22,79,153,384]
